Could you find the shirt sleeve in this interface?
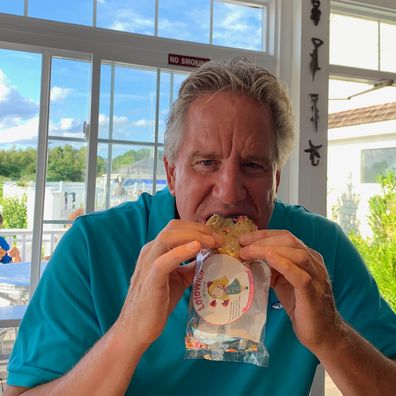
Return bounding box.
[332,227,396,359]
[7,220,103,387]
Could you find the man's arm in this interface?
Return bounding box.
[6,321,149,396]
[315,322,396,396]
[5,220,222,395]
[239,229,396,396]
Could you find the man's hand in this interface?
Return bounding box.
[239,229,343,352]
[4,221,223,396]
[116,219,223,348]
[239,229,396,395]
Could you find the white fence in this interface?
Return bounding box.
[1,229,67,261]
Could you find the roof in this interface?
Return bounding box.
[328,102,396,129]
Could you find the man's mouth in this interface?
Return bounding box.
[204,212,250,222]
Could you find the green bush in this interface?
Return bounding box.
[349,171,396,312]
[0,195,28,229]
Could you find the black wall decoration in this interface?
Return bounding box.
[306,1,324,167]
[304,140,323,167]
[309,93,319,132]
[309,37,323,81]
[311,0,321,25]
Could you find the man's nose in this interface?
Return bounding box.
[212,163,246,205]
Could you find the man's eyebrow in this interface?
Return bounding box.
[188,150,219,161]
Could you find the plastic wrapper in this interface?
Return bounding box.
[185,215,271,367]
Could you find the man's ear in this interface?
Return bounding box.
[275,169,281,193]
[164,156,176,196]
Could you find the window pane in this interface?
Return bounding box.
[330,14,378,70]
[97,0,155,35]
[156,149,167,192]
[41,55,91,260]
[213,1,264,51]
[99,63,157,142]
[0,0,24,15]
[0,48,41,306]
[158,0,210,43]
[49,57,91,140]
[361,147,396,183]
[28,0,92,25]
[158,70,188,143]
[380,22,396,73]
[95,143,155,210]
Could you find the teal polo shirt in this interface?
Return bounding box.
[7,189,396,396]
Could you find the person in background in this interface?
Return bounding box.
[5,58,396,396]
[0,214,21,264]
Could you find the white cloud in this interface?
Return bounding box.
[0,68,38,119]
[50,86,72,102]
[98,113,129,126]
[0,117,39,144]
[49,117,82,134]
[132,119,154,127]
[212,4,262,50]
[59,118,76,130]
[109,10,153,34]
[0,69,11,101]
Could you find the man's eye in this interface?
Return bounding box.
[199,160,215,167]
[244,162,263,169]
[194,159,218,171]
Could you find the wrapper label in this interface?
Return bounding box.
[192,254,254,325]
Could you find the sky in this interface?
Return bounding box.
[0,0,263,153]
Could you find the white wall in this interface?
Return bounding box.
[328,122,396,237]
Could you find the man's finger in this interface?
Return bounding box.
[150,241,202,282]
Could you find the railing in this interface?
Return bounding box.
[0,229,67,261]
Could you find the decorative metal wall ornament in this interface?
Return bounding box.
[304,139,323,166]
[310,0,321,25]
[309,37,323,81]
[309,93,319,132]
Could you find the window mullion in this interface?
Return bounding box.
[85,54,101,214]
[152,69,161,195]
[210,0,214,45]
[155,0,159,36]
[30,50,51,298]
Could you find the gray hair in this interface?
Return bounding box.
[164,57,295,168]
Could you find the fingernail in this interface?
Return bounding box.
[188,241,200,250]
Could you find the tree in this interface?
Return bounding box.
[350,171,396,311]
[47,145,86,181]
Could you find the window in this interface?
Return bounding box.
[0,0,271,53]
[96,63,188,210]
[330,12,396,72]
[213,1,265,51]
[361,147,396,183]
[158,0,210,43]
[28,0,93,25]
[97,0,156,35]
[0,0,24,16]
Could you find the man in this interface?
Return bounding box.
[5,58,396,395]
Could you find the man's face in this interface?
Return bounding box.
[165,91,280,229]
